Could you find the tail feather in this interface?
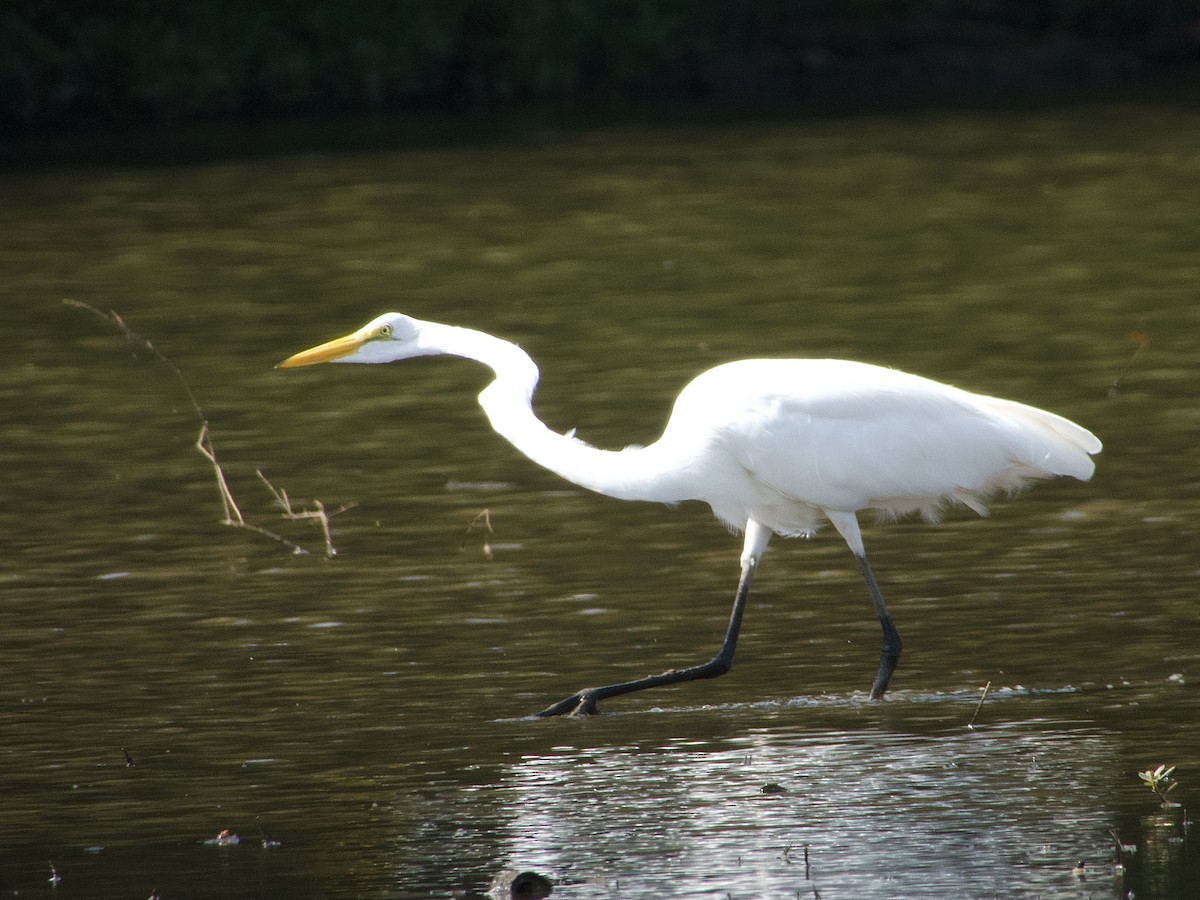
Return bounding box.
[986,397,1101,482]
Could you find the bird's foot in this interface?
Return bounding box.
[868,659,898,700]
[533,690,600,718]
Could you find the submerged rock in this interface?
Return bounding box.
[489,869,553,899]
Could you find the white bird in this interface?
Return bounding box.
[279,312,1101,717]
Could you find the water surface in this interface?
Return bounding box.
[2,100,1198,897]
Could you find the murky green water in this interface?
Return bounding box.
[3,99,1199,897]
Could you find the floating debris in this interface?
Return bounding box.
[204,829,240,846]
[489,869,553,899]
[967,680,991,729]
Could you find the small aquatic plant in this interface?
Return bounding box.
[1138,764,1179,808]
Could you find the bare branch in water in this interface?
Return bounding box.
[65,299,206,421]
[967,680,991,729]
[460,509,494,558]
[257,470,357,557]
[195,422,244,526]
[65,299,349,555]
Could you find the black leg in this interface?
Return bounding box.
[853,552,902,699]
[534,556,759,717]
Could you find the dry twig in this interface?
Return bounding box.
[460,509,494,558]
[257,469,357,557]
[65,299,346,555]
[967,680,991,729]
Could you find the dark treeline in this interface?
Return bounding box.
[3,0,1198,129]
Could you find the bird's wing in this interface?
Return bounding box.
[681,360,1094,521]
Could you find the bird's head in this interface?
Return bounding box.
[277,312,426,367]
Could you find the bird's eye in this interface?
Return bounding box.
[376,324,393,339]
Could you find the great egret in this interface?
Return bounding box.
[279,312,1101,717]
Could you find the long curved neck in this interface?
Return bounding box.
[418,322,686,504]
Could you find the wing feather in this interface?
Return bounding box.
[665,359,1099,527]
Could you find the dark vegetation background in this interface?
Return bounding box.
[3,0,1199,133]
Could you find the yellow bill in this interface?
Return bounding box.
[277,331,367,368]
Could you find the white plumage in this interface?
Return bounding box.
[659,359,1097,541]
[280,312,1101,716]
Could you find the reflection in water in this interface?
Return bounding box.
[484,720,1116,897]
